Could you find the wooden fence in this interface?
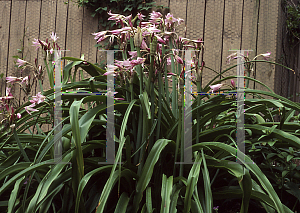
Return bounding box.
[0,0,299,104]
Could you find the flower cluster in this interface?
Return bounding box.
[0,32,58,128]
[32,32,60,55]
[25,92,46,115]
[93,10,204,87]
[226,51,272,72]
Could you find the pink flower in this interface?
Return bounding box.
[137,12,145,20]
[128,51,137,58]
[92,31,107,43]
[30,92,45,105]
[155,35,166,44]
[165,13,178,27]
[175,55,183,64]
[17,113,21,119]
[115,59,131,69]
[130,57,146,66]
[261,52,271,60]
[37,65,42,75]
[16,59,27,68]
[107,10,122,21]
[104,65,118,76]
[6,87,12,96]
[6,76,19,84]
[21,76,29,86]
[25,104,39,115]
[141,39,149,50]
[50,32,59,42]
[177,18,184,25]
[150,11,162,19]
[0,96,14,101]
[125,15,133,28]
[140,22,151,27]
[209,84,223,93]
[146,26,161,34]
[149,11,162,25]
[110,27,131,35]
[32,38,41,51]
[226,53,238,64]
[167,57,172,65]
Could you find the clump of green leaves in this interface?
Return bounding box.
[74,0,155,29]
[283,0,300,43]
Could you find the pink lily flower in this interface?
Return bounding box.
[110,27,131,35]
[50,32,59,42]
[16,59,27,68]
[32,38,41,51]
[6,87,12,96]
[21,76,29,86]
[92,31,107,43]
[6,76,19,84]
[150,11,162,19]
[125,15,133,28]
[25,104,39,115]
[137,12,145,20]
[107,10,123,21]
[128,51,138,58]
[140,39,149,50]
[261,52,271,60]
[155,35,166,44]
[146,26,161,33]
[103,71,116,76]
[149,11,162,25]
[165,13,178,27]
[140,22,151,27]
[30,92,45,105]
[104,65,118,76]
[209,84,223,93]
[175,55,183,64]
[130,57,146,66]
[167,57,172,65]
[177,18,184,25]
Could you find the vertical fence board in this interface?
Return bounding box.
[202,0,225,88]
[221,0,243,89]
[185,0,205,95]
[0,0,11,97]
[22,0,42,105]
[186,0,205,40]
[65,1,83,83]
[255,0,280,94]
[240,0,259,91]
[7,0,27,105]
[56,0,68,68]
[169,0,187,38]
[39,0,56,93]
[81,7,98,80]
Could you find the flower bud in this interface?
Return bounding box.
[179,78,184,89]
[150,37,157,56]
[134,26,142,47]
[175,55,183,64]
[231,79,236,88]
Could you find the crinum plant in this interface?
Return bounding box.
[0,10,299,213]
